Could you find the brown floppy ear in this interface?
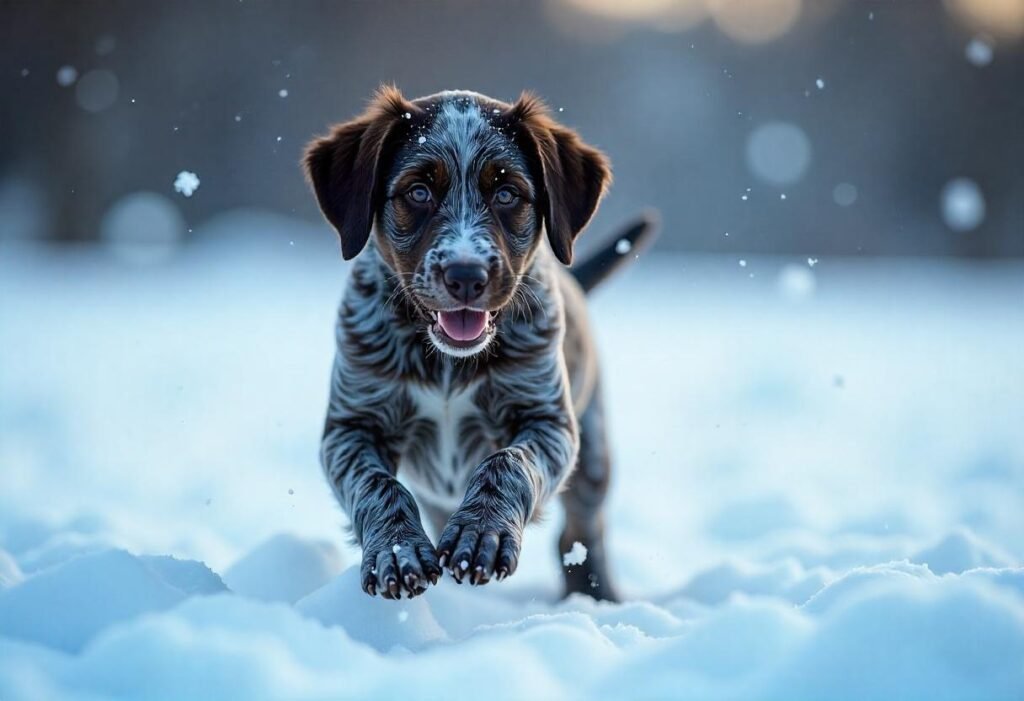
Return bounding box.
[304,85,415,260]
[511,93,612,265]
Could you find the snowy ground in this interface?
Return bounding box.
[2,211,1023,700]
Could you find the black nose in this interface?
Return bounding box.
[443,263,489,303]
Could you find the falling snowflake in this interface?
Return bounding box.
[563,541,588,567]
[173,171,200,197]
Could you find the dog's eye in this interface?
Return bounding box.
[493,186,519,207]
[406,184,432,205]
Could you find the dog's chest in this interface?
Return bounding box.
[400,379,495,509]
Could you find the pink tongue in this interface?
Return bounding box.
[438,309,488,341]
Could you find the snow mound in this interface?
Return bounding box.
[673,558,830,605]
[0,550,22,589]
[961,568,1024,598]
[426,577,532,639]
[0,549,225,652]
[911,528,1014,575]
[16,532,118,575]
[802,560,929,614]
[0,558,1023,699]
[706,496,802,541]
[295,566,446,652]
[223,533,344,604]
[768,574,1024,700]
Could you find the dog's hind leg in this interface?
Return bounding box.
[559,379,619,601]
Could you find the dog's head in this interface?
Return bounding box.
[305,87,610,357]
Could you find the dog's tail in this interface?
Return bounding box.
[570,211,659,294]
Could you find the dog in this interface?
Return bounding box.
[304,86,654,601]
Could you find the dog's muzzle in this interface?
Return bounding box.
[427,307,497,356]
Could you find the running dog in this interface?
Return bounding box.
[305,86,655,600]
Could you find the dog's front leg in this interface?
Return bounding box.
[436,414,578,585]
[322,423,442,599]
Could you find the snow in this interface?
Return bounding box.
[615,238,632,255]
[0,551,22,589]
[562,541,588,567]
[222,533,343,604]
[0,549,224,652]
[172,170,200,197]
[911,529,1013,575]
[1,214,1023,699]
[278,88,289,98]
[815,78,825,89]
[417,136,427,144]
[776,263,815,301]
[295,567,447,652]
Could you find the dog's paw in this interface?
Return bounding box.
[360,526,442,600]
[436,510,522,585]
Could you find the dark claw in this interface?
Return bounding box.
[367,581,377,596]
[387,578,400,599]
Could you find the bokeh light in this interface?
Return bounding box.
[945,0,1024,38]
[832,183,858,207]
[56,66,78,87]
[707,0,802,44]
[940,178,986,232]
[746,121,812,186]
[558,0,803,40]
[965,36,995,65]
[563,0,707,30]
[75,69,119,113]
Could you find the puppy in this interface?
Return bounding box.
[304,86,654,600]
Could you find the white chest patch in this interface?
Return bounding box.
[402,380,491,510]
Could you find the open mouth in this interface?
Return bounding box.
[428,308,495,354]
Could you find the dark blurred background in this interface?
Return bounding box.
[1,0,1022,258]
